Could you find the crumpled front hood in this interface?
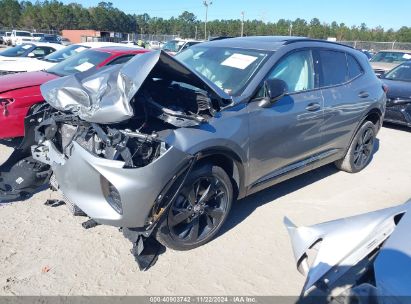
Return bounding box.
[40,50,232,124]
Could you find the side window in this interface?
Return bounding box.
[318,50,347,87]
[267,50,315,93]
[32,47,47,57]
[107,55,135,65]
[347,54,363,80]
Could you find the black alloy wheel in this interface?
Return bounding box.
[156,164,233,250]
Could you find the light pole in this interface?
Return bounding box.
[203,0,212,40]
[241,11,245,37]
[289,23,293,36]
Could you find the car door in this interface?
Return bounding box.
[247,49,324,187]
[318,49,371,153]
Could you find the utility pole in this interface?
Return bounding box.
[203,0,212,40]
[289,23,293,36]
[195,25,198,40]
[241,11,245,37]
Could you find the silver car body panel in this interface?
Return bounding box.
[374,203,411,297]
[38,140,192,227]
[284,201,411,295]
[40,50,232,124]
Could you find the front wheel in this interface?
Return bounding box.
[335,121,376,173]
[155,164,233,251]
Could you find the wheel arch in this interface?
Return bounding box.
[348,108,383,148]
[196,148,246,200]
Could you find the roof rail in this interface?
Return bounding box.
[284,38,355,49]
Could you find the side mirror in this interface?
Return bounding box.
[27,52,35,57]
[258,79,288,108]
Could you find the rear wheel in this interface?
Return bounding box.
[335,121,376,173]
[155,164,233,251]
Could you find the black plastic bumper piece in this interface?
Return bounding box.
[123,228,165,271]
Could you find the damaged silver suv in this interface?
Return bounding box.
[0,37,386,262]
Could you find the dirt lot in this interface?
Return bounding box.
[1,125,411,296]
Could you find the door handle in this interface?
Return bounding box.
[358,91,370,98]
[306,103,321,112]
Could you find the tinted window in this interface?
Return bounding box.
[370,51,411,64]
[384,62,411,82]
[32,47,55,57]
[319,50,347,87]
[107,55,135,65]
[0,44,34,57]
[347,54,363,80]
[43,44,90,63]
[267,50,315,93]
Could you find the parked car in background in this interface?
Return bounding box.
[10,30,33,46]
[0,46,150,140]
[0,42,64,69]
[0,42,146,75]
[120,40,136,46]
[39,34,61,44]
[370,49,411,77]
[147,40,161,49]
[381,61,411,127]
[31,33,45,41]
[162,39,202,55]
[0,37,386,267]
[2,32,12,45]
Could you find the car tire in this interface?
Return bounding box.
[155,164,233,251]
[335,121,376,173]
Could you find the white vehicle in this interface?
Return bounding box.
[161,39,202,55]
[31,32,45,41]
[148,40,161,50]
[120,40,136,46]
[2,32,11,45]
[10,30,33,46]
[0,42,126,74]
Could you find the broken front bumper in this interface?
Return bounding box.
[33,140,191,228]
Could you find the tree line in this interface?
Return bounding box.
[0,0,411,42]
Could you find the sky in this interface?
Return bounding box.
[61,0,410,30]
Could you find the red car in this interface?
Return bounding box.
[0,46,149,139]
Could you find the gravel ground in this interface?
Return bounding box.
[1,125,411,296]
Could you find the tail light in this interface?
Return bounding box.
[382,84,389,94]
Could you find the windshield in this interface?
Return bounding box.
[176,46,269,96]
[371,51,411,64]
[384,62,411,82]
[162,40,185,53]
[16,31,32,37]
[0,44,34,57]
[32,33,44,37]
[43,44,90,62]
[47,49,111,77]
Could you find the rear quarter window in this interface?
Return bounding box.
[347,54,363,80]
[319,50,347,87]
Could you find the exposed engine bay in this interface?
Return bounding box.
[33,79,217,169]
[0,51,227,201]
